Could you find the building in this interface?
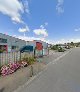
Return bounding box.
[0,33,49,55]
[26,40,49,56]
[0,33,26,52]
[26,40,48,48]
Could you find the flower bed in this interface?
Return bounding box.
[0,57,36,76]
[0,61,28,76]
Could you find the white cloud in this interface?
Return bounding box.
[18,36,42,41]
[18,26,30,32]
[56,0,64,14]
[40,22,48,28]
[44,22,48,26]
[74,28,80,32]
[58,0,64,5]
[0,0,29,23]
[33,23,48,37]
[17,35,53,44]
[14,34,80,45]
[22,0,30,14]
[53,38,80,44]
[33,28,48,37]
[40,25,45,29]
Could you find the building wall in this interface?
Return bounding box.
[26,40,48,56]
[0,33,26,52]
[0,33,48,54]
[26,40,48,49]
[26,41,36,49]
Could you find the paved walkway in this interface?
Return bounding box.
[37,50,66,64]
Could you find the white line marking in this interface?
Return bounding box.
[43,50,71,68]
[13,66,47,92]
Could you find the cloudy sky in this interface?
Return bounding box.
[0,0,80,44]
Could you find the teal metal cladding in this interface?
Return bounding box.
[20,45,33,52]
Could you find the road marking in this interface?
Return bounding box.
[13,50,71,92]
[13,66,47,92]
[46,50,70,66]
[52,51,69,63]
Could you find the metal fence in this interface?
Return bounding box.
[0,51,34,66]
[0,49,49,66]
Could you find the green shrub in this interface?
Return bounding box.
[22,56,28,61]
[51,45,58,50]
[58,47,65,52]
[27,57,36,65]
[0,50,3,53]
[22,56,36,65]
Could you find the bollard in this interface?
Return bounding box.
[30,65,33,77]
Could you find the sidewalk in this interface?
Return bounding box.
[0,62,45,92]
[37,50,66,64]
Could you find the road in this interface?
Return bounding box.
[16,48,80,92]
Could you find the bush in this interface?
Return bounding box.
[51,45,66,52]
[0,50,4,53]
[51,45,58,50]
[22,57,28,61]
[22,56,36,65]
[27,57,36,65]
[58,47,65,52]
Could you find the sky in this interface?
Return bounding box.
[0,0,80,44]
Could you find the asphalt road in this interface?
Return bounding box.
[16,48,80,92]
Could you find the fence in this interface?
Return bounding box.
[0,51,34,66]
[0,49,49,66]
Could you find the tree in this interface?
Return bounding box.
[70,42,74,46]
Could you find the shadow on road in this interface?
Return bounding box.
[0,87,5,92]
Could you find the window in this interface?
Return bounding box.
[12,46,16,49]
[0,38,7,43]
